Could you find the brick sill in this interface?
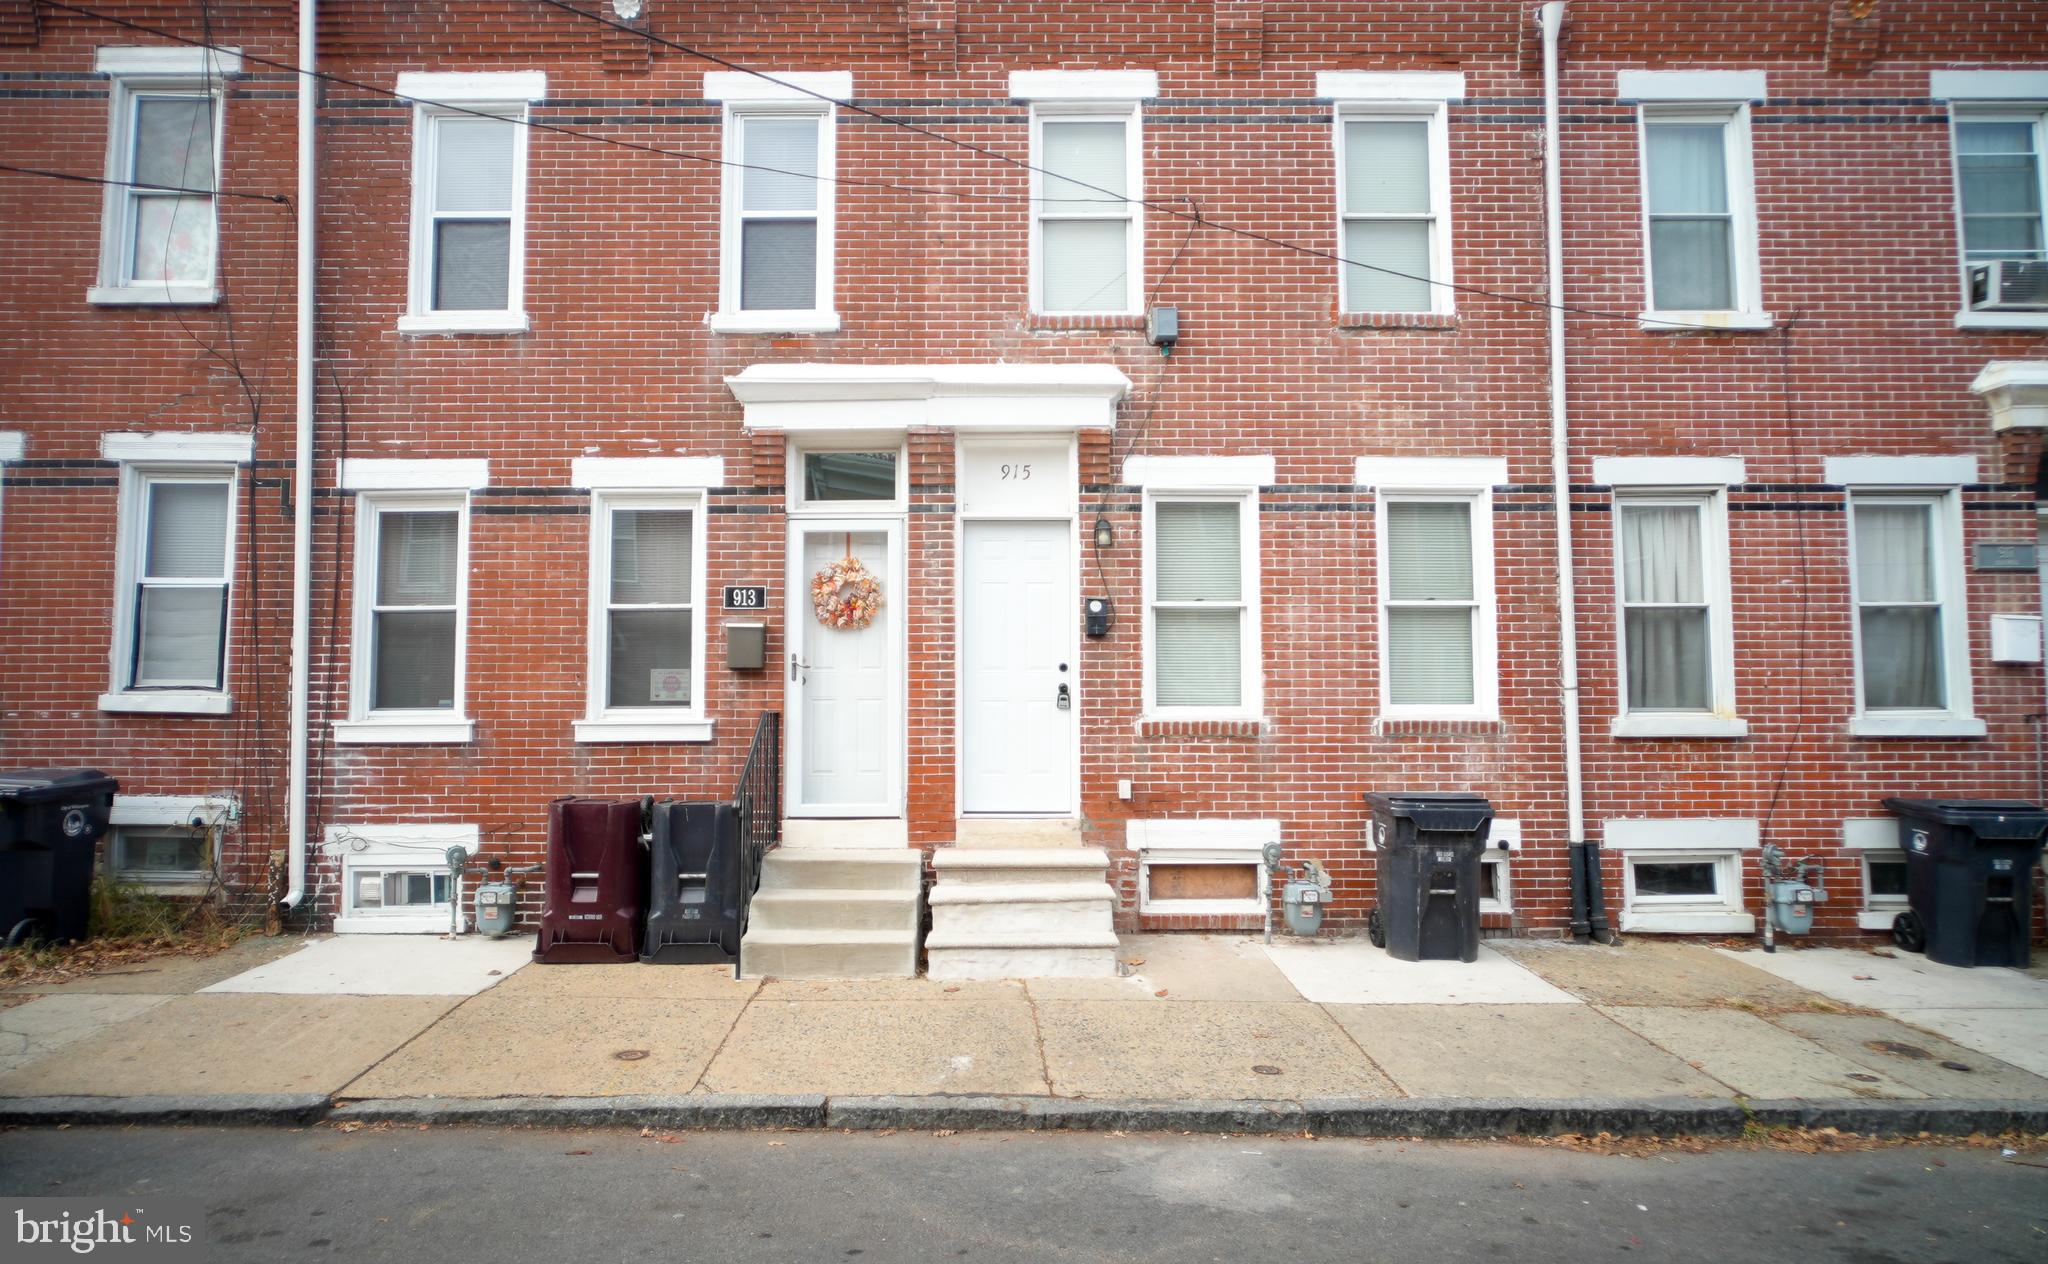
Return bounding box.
[1029,313,1146,333]
[1337,311,1458,331]
[1137,717,1269,740]
[1375,717,1505,737]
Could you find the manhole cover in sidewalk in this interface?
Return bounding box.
[1866,1040,1932,1060]
[614,1049,650,1061]
[1252,1065,1284,1076]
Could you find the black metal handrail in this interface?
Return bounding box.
[729,711,781,979]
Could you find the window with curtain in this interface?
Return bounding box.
[1851,497,1948,712]
[1340,115,1438,312]
[601,506,695,710]
[419,111,518,314]
[119,92,218,286]
[1150,499,1246,709]
[1642,113,1741,312]
[1382,499,1477,707]
[1035,114,1135,313]
[370,508,460,712]
[128,475,232,690]
[1954,115,2047,263]
[1617,499,1714,712]
[734,113,823,311]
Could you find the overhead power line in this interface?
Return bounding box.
[0,159,290,202]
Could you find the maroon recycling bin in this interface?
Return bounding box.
[533,797,648,964]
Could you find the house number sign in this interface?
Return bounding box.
[723,585,768,610]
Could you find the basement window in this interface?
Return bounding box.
[1129,820,1277,918]
[1477,852,1510,915]
[1861,850,1910,929]
[108,825,210,888]
[1619,850,1750,933]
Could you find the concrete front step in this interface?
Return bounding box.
[740,928,919,980]
[758,848,923,893]
[749,887,921,934]
[929,847,1108,887]
[925,929,1122,980]
[953,818,1085,848]
[928,882,1114,937]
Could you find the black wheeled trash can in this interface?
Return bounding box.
[1364,792,1494,963]
[533,797,649,964]
[0,768,119,946]
[642,801,741,964]
[1881,797,2048,968]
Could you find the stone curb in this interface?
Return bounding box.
[7,1093,2048,1136]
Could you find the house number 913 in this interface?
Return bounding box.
[999,463,1032,481]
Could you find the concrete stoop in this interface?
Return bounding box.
[740,848,922,979]
[926,848,1119,980]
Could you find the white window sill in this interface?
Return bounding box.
[331,916,460,935]
[1619,909,1755,934]
[1954,310,2048,331]
[1610,714,1749,740]
[707,310,842,335]
[573,717,715,744]
[332,718,477,745]
[97,691,233,716]
[397,311,530,336]
[88,284,220,307]
[1638,310,1774,333]
[1858,909,1907,932]
[1850,714,1987,739]
[1479,899,1512,917]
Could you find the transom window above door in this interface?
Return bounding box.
[790,443,906,511]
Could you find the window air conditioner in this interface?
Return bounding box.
[1967,260,2048,312]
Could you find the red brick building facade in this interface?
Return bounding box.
[2,0,2045,946]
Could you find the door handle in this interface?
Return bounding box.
[790,652,809,681]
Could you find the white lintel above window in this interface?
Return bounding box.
[101,431,254,464]
[1930,71,2048,101]
[1125,454,1274,490]
[1605,817,1760,851]
[1315,71,1465,102]
[1822,455,1977,487]
[1841,818,1901,850]
[1617,70,1768,102]
[340,458,492,491]
[111,793,237,827]
[394,71,548,105]
[96,46,243,79]
[0,432,22,463]
[1593,455,1745,487]
[726,362,1131,432]
[702,70,853,104]
[1354,455,1506,491]
[1008,69,1159,102]
[570,457,726,490]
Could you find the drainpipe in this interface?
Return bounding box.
[1536,2,1608,942]
[280,0,317,912]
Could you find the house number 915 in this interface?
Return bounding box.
[999,463,1032,481]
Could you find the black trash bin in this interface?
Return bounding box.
[1881,797,2048,968]
[1363,792,1494,963]
[0,768,119,946]
[642,801,741,964]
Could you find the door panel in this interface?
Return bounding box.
[961,520,1073,813]
[792,526,895,815]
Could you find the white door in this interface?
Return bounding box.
[961,520,1074,814]
[789,522,900,817]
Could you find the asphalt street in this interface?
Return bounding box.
[2,1127,2044,1263]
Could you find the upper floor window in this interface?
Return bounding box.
[90,46,240,306]
[1953,113,2046,268]
[1336,107,1451,314]
[1638,106,1763,323]
[1032,107,1142,315]
[396,72,543,335]
[705,71,848,334]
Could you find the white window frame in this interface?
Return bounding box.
[106,824,213,890]
[1128,819,1277,918]
[104,793,233,893]
[1608,816,1757,933]
[1029,101,1145,317]
[1843,487,1979,738]
[1373,489,1498,722]
[100,462,238,715]
[1332,101,1454,315]
[337,490,475,745]
[577,491,712,744]
[1477,817,1519,916]
[1140,489,1263,722]
[1609,488,1743,739]
[787,438,907,515]
[1635,103,1770,331]
[90,48,239,307]
[326,823,475,935]
[1946,104,2048,329]
[397,73,539,336]
[711,101,839,334]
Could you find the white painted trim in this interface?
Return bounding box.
[111,794,237,827]
[1594,456,1745,487]
[1374,487,1499,722]
[715,100,838,330]
[1971,360,2048,431]
[1334,99,1455,316]
[1842,818,1900,850]
[340,459,490,491]
[573,719,715,744]
[1123,455,1274,489]
[1844,490,1978,734]
[1316,71,1465,102]
[326,823,479,849]
[1858,911,1902,932]
[405,97,532,328]
[1610,489,1740,734]
[97,46,243,78]
[702,70,853,104]
[1029,101,1144,317]
[1622,910,1756,934]
[1849,714,1988,739]
[1956,311,2048,331]
[1008,70,1159,102]
[327,823,477,935]
[1141,489,1265,722]
[87,285,221,307]
[1617,70,1767,102]
[570,457,726,490]
[0,432,25,463]
[95,72,227,298]
[582,491,710,739]
[1636,104,1765,322]
[1618,848,1752,933]
[1971,361,2048,394]
[1603,818,1761,851]
[345,491,473,737]
[1610,714,1748,740]
[706,311,842,335]
[331,719,477,745]
[1824,455,1977,487]
[788,436,908,514]
[98,692,233,716]
[728,362,1130,432]
[101,432,254,464]
[1354,456,1507,490]
[397,312,530,336]
[394,71,547,103]
[1640,310,1774,332]
[1126,818,1281,852]
[1930,71,2048,102]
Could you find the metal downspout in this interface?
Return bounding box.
[281,0,316,912]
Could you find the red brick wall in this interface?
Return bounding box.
[1,2,2044,943]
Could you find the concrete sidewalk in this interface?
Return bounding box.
[4,932,2046,1135]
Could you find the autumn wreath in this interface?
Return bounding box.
[811,556,883,630]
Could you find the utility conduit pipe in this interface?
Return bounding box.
[281,0,316,913]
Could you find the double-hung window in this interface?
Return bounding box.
[1611,491,1742,738]
[1336,108,1451,313]
[92,47,240,306]
[1847,492,1975,734]
[1953,113,2046,268]
[112,469,234,701]
[706,72,846,333]
[1031,108,1142,315]
[1635,97,1766,327]
[1378,496,1495,718]
[397,72,542,334]
[579,494,710,742]
[1141,478,1262,719]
